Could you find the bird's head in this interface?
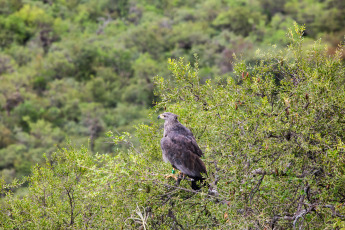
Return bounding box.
[157,112,179,122]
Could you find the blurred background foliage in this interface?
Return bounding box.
[0,0,344,186]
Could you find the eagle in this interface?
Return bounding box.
[158,112,207,190]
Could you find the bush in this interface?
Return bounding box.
[148,24,345,228]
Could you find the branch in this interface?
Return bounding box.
[249,173,265,204]
[323,205,345,218]
[64,185,75,226]
[271,204,315,229]
[168,209,185,230]
[152,181,228,204]
[271,203,345,229]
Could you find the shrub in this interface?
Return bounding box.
[141,23,345,228]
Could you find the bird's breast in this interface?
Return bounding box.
[162,152,169,163]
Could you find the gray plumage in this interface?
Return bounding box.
[158,112,207,189]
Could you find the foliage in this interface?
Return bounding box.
[1,0,345,183]
[1,146,146,229]
[148,24,345,228]
[1,24,345,229]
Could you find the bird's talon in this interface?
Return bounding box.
[165,174,178,180]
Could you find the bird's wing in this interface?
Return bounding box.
[174,123,203,157]
[161,134,207,178]
[187,135,204,157]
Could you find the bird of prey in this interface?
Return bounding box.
[158,112,207,190]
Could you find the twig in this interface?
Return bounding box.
[249,174,265,204]
[323,205,345,218]
[168,209,185,230]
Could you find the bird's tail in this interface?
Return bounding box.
[191,177,208,190]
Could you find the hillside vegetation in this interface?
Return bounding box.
[1,0,345,183]
[1,24,345,229]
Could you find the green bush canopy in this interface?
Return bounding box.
[1,24,345,229]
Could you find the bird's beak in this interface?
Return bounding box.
[158,114,162,119]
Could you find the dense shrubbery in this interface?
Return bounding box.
[1,25,344,229]
[1,0,345,182]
